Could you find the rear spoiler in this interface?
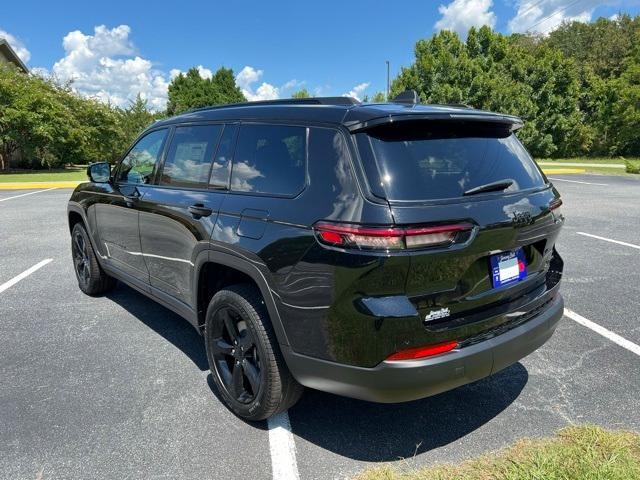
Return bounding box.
[344,112,524,133]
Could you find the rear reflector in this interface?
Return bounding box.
[313,222,473,250]
[386,340,458,361]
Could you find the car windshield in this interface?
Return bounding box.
[356,121,546,202]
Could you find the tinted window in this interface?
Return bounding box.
[160,125,223,188]
[357,121,546,201]
[209,124,238,189]
[231,124,306,196]
[117,129,168,184]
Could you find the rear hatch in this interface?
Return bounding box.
[354,118,564,343]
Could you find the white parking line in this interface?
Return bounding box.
[267,411,300,480]
[0,259,53,294]
[548,177,608,186]
[0,188,57,202]
[564,308,640,357]
[577,232,640,251]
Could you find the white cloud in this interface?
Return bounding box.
[343,82,370,101]
[281,78,305,90]
[235,65,279,101]
[235,65,263,89]
[169,65,213,80]
[196,65,213,80]
[0,28,31,63]
[51,25,170,110]
[508,0,604,34]
[434,0,497,37]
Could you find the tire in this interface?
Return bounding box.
[71,222,116,296]
[204,284,303,421]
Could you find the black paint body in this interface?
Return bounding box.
[68,101,565,402]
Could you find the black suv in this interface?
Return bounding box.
[68,93,564,420]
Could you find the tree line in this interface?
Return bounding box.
[1,14,638,170]
[391,15,640,158]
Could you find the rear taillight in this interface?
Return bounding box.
[549,198,564,222]
[313,222,473,250]
[549,198,562,210]
[386,340,458,361]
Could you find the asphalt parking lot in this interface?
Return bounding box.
[1,173,639,480]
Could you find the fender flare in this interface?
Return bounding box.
[67,202,105,266]
[193,248,290,347]
[67,201,89,231]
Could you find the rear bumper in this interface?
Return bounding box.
[283,293,563,403]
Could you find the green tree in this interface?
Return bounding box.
[167,67,245,115]
[0,65,76,169]
[371,92,386,102]
[391,26,586,157]
[0,65,135,169]
[545,15,640,78]
[291,88,311,98]
[121,94,159,139]
[608,52,640,155]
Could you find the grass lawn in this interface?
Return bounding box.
[355,425,640,480]
[581,166,640,176]
[0,169,87,183]
[537,157,640,176]
[537,157,633,165]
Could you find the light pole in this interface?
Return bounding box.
[386,60,390,100]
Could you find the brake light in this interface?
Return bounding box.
[314,222,473,250]
[549,198,563,210]
[386,340,458,361]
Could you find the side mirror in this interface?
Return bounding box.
[87,162,111,183]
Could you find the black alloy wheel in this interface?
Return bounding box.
[70,223,116,295]
[210,306,263,404]
[72,228,91,287]
[204,285,304,420]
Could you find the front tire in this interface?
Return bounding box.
[71,223,116,296]
[204,284,303,421]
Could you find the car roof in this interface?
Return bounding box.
[151,98,523,132]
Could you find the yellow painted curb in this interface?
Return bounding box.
[0,181,83,190]
[541,168,586,174]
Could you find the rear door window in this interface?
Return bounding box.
[159,124,223,188]
[356,121,546,202]
[209,124,238,189]
[231,124,306,196]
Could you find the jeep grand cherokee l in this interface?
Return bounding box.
[67,93,564,420]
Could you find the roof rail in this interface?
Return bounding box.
[186,96,360,114]
[436,103,473,109]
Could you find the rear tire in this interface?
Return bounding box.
[71,223,116,296]
[204,284,303,421]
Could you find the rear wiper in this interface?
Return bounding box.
[463,179,514,196]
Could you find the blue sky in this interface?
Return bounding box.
[2,0,639,109]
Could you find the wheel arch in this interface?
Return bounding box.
[193,249,290,347]
[67,203,87,233]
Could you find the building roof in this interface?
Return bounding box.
[0,38,28,73]
[153,98,523,132]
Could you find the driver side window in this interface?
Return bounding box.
[117,129,168,184]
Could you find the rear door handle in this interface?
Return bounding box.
[188,204,213,219]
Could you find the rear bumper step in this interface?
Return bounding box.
[283,293,564,403]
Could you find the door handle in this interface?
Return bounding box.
[123,187,140,206]
[188,204,213,219]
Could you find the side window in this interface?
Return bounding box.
[209,124,238,189]
[231,124,306,196]
[117,129,168,184]
[159,125,223,188]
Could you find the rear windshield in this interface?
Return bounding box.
[356,121,546,202]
